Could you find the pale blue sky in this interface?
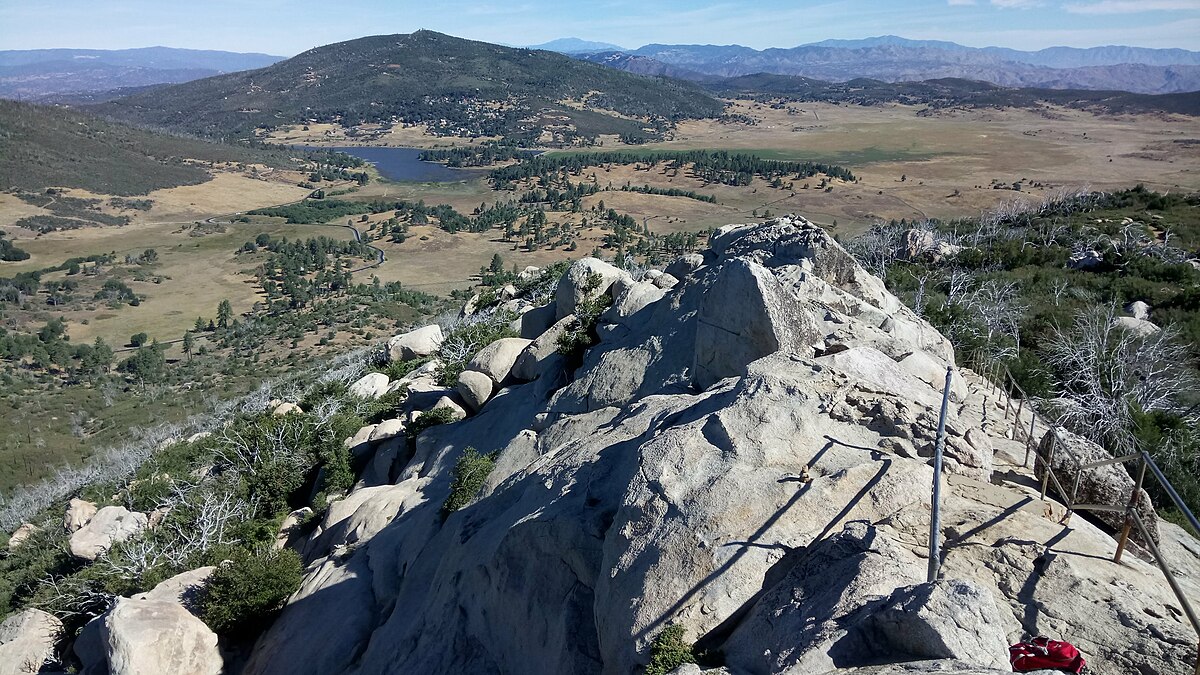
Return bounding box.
[1,0,1198,54]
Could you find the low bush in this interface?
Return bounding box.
[409,407,458,439]
[441,447,498,518]
[197,548,303,637]
[645,624,697,675]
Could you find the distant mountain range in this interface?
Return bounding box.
[546,35,1200,95]
[525,38,626,54]
[0,47,284,101]
[92,31,723,143]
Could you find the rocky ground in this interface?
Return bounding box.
[4,216,1198,675]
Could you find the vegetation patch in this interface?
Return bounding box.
[197,548,303,637]
[645,624,698,675]
[441,447,498,518]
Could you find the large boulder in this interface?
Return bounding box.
[368,418,405,443]
[1111,315,1160,337]
[69,506,148,561]
[456,370,495,412]
[344,424,377,459]
[99,598,222,675]
[387,325,443,362]
[1126,300,1151,321]
[132,567,215,606]
[862,579,1011,670]
[512,316,573,382]
[1036,427,1158,543]
[348,372,391,400]
[520,304,558,340]
[554,258,629,320]
[665,253,705,279]
[693,258,822,389]
[64,497,98,533]
[467,338,532,387]
[601,282,666,326]
[0,609,61,675]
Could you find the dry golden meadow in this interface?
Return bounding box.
[4,100,1199,345]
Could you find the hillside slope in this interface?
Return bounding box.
[0,100,298,194]
[92,31,724,143]
[701,74,1200,116]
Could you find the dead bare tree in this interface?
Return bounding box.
[1042,304,1197,453]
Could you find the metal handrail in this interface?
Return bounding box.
[971,353,1200,674]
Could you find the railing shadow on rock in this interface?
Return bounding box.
[967,352,1200,674]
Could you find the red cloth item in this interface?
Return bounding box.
[1009,636,1086,673]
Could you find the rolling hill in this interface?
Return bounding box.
[705,73,1200,116]
[0,47,283,101]
[93,31,725,144]
[0,100,300,195]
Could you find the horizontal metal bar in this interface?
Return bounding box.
[1079,453,1142,471]
[1070,504,1128,514]
[1044,469,1073,507]
[1143,452,1200,540]
[1131,511,1200,637]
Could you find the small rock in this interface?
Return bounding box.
[513,315,574,381]
[652,272,679,289]
[276,508,313,550]
[1126,300,1151,321]
[601,283,665,325]
[664,253,705,279]
[344,424,377,458]
[7,523,37,550]
[132,567,216,607]
[272,402,303,416]
[520,303,557,340]
[432,396,468,421]
[1111,315,1159,337]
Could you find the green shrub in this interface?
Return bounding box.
[377,357,429,381]
[645,624,696,675]
[409,406,458,439]
[441,447,498,518]
[197,548,303,636]
[360,387,408,425]
[556,272,612,366]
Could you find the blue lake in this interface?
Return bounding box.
[304,146,484,183]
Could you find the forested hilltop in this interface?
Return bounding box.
[92,31,725,145]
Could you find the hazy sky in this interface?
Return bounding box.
[2,0,1198,54]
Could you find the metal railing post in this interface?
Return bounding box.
[1114,456,1148,564]
[1039,433,1055,501]
[928,366,954,583]
[1023,413,1036,468]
